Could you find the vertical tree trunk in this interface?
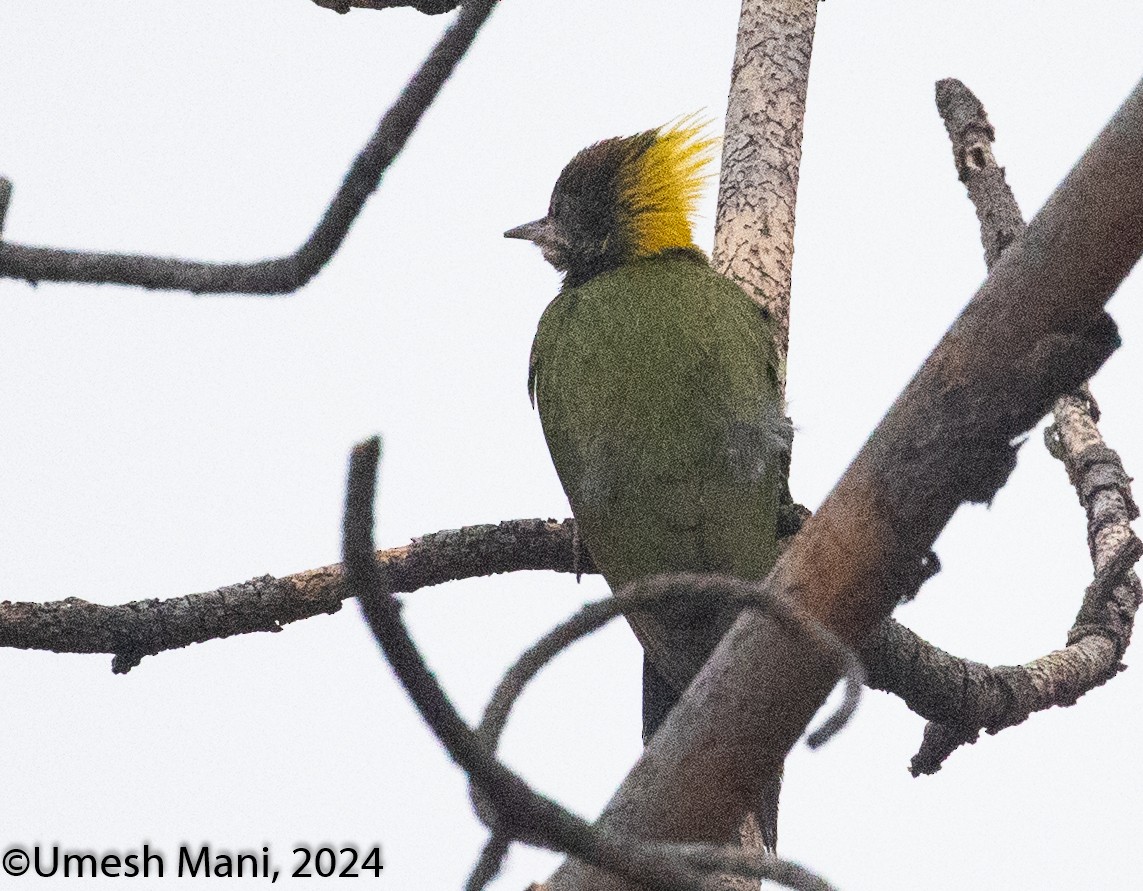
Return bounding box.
[712,0,819,383]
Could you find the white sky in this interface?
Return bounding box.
[1,2,1141,889]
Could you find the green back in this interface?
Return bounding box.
[530,249,786,690]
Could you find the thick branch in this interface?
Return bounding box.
[712,0,818,374]
[0,0,496,294]
[709,4,819,876]
[868,78,1143,774]
[545,75,1143,891]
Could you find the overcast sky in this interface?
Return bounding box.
[1,2,1142,889]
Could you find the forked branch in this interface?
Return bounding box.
[874,78,1143,774]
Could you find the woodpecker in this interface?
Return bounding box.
[507,119,787,848]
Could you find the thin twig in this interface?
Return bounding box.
[343,438,836,891]
[476,573,865,756]
[0,0,497,294]
[464,832,511,891]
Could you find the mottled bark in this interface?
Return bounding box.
[0,503,812,670]
[0,519,580,671]
[935,78,1026,268]
[887,79,1143,774]
[711,0,819,378]
[708,2,821,873]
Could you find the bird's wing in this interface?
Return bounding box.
[531,252,786,691]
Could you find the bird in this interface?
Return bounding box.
[505,119,788,848]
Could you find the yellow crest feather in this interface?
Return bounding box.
[622,117,719,257]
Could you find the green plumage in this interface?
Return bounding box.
[508,121,788,850]
[530,247,786,731]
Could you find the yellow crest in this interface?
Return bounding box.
[621,117,719,257]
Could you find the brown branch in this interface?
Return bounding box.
[0,518,582,671]
[0,0,496,294]
[469,570,859,890]
[343,439,836,891]
[545,73,1143,890]
[935,78,1026,267]
[863,78,1143,775]
[861,391,1140,775]
[0,500,814,670]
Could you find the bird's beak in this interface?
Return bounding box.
[504,217,556,246]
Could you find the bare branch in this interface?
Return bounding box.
[866,78,1143,773]
[545,75,1143,891]
[0,518,582,670]
[712,0,819,375]
[465,832,511,891]
[476,573,865,758]
[860,395,1141,775]
[0,177,12,238]
[311,0,460,12]
[0,501,813,670]
[0,0,496,295]
[704,3,822,870]
[935,78,1026,267]
[343,438,836,891]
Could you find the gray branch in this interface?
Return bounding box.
[712,0,820,377]
[875,78,1143,774]
[311,0,460,12]
[0,0,496,294]
[0,499,809,671]
[0,518,582,672]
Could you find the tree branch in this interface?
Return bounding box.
[863,78,1143,774]
[0,499,814,670]
[875,393,1143,776]
[709,4,820,873]
[0,518,581,671]
[544,74,1143,891]
[344,439,836,891]
[311,0,460,12]
[0,0,497,294]
[475,572,864,761]
[0,177,12,238]
[712,0,819,375]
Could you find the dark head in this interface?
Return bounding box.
[505,119,718,288]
